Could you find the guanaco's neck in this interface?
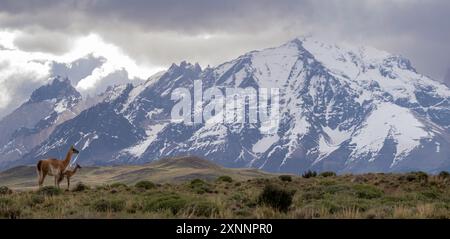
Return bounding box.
[72,167,79,175]
[63,150,73,167]
[66,167,79,177]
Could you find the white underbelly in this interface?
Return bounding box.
[48,166,61,176]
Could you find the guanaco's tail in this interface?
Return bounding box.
[37,160,42,172]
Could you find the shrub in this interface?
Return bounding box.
[135,180,156,190]
[217,176,233,183]
[28,195,45,207]
[353,184,383,199]
[190,178,206,186]
[301,190,324,201]
[143,193,188,215]
[93,199,125,212]
[0,186,12,195]
[405,171,428,182]
[320,171,337,177]
[72,182,90,192]
[37,186,61,196]
[438,171,450,180]
[258,184,295,212]
[109,182,128,189]
[279,175,292,182]
[0,198,21,219]
[189,179,213,194]
[302,170,317,178]
[421,190,440,199]
[0,198,12,207]
[187,201,219,217]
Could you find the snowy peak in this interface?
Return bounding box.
[166,61,202,76]
[28,76,81,104]
[4,38,450,174]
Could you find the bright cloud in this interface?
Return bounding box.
[0,30,165,117]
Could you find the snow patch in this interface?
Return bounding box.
[252,134,279,153]
[124,123,167,157]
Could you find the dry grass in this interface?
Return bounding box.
[1,171,450,218]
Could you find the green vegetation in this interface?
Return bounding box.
[279,175,292,182]
[135,180,156,190]
[189,179,213,194]
[0,186,12,195]
[302,170,317,178]
[438,171,450,180]
[37,186,61,196]
[217,176,233,183]
[258,184,295,212]
[1,172,450,218]
[72,182,90,192]
[93,199,126,212]
[320,171,337,177]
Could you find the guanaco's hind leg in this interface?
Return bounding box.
[38,170,47,188]
[56,174,65,189]
[54,175,60,188]
[67,177,70,190]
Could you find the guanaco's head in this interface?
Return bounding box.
[70,145,80,154]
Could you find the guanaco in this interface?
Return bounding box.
[36,145,79,188]
[60,164,82,190]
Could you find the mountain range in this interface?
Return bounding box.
[1,37,449,174]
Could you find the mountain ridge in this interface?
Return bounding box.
[0,156,272,190]
[1,37,449,174]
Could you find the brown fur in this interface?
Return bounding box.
[60,164,82,190]
[36,145,79,188]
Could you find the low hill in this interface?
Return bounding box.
[0,156,273,190]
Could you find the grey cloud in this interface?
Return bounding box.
[444,69,450,86]
[0,72,50,117]
[13,30,74,54]
[0,45,10,51]
[0,0,449,80]
[51,54,106,85]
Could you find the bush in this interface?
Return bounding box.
[28,195,45,207]
[0,186,12,195]
[301,190,324,201]
[0,198,21,219]
[302,170,317,178]
[135,180,156,190]
[320,171,337,177]
[0,198,12,208]
[438,171,450,180]
[109,182,128,189]
[258,184,295,212]
[187,201,219,217]
[279,175,292,182]
[353,184,383,199]
[217,176,233,183]
[93,199,125,212]
[143,193,188,215]
[72,182,90,192]
[37,186,61,196]
[405,171,428,182]
[421,190,440,199]
[189,179,213,194]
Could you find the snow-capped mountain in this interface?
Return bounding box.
[7,37,450,173]
[0,76,90,168]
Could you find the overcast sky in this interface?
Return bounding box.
[0,0,449,116]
